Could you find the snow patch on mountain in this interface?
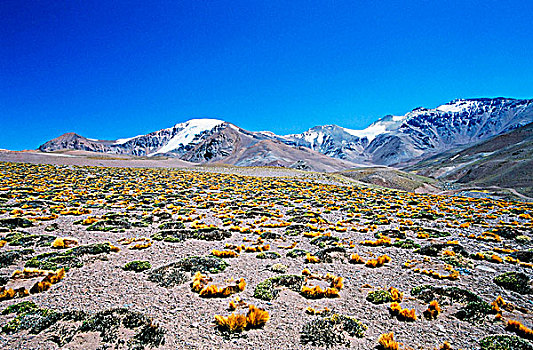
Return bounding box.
[342,115,406,142]
[150,118,224,155]
[303,131,325,150]
[436,99,480,113]
[115,135,143,145]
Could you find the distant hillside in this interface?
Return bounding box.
[408,122,533,197]
[337,167,440,193]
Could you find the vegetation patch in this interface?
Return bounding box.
[376,229,406,239]
[0,218,33,229]
[513,250,533,263]
[152,229,231,242]
[367,290,394,304]
[1,302,165,349]
[158,221,185,230]
[300,314,367,347]
[314,247,346,263]
[310,235,339,248]
[152,229,190,242]
[0,249,34,268]
[286,249,309,258]
[392,239,420,249]
[479,334,533,350]
[416,243,469,257]
[148,256,228,288]
[270,263,288,273]
[411,285,492,322]
[254,275,304,301]
[124,260,152,272]
[256,251,281,259]
[494,272,531,294]
[25,242,119,270]
[5,232,56,247]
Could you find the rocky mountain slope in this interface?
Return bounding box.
[280,98,533,166]
[39,119,227,157]
[39,97,533,169]
[407,122,533,197]
[39,120,354,172]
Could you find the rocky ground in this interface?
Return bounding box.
[0,161,532,350]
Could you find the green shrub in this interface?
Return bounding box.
[124,261,151,272]
[494,272,531,294]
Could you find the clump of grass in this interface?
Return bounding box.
[365,255,391,268]
[299,271,344,299]
[349,253,365,264]
[214,304,269,333]
[360,237,391,246]
[389,302,417,321]
[212,250,239,258]
[423,300,441,320]
[300,285,340,299]
[129,241,152,250]
[29,268,65,294]
[378,332,399,350]
[191,271,245,298]
[51,237,78,249]
[506,319,533,340]
[0,286,29,301]
[305,253,320,263]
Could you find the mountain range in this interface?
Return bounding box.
[39,97,533,171]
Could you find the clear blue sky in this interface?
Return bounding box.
[2,1,532,150]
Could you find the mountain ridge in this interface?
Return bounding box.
[39,97,533,169]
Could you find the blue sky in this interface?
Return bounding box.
[1,1,532,150]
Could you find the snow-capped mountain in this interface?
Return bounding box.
[39,97,533,168]
[278,114,406,160]
[39,119,355,172]
[367,97,533,165]
[39,119,227,157]
[278,98,533,165]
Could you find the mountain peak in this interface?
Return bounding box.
[150,118,226,156]
[173,118,225,129]
[436,99,480,113]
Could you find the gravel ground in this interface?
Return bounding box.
[0,161,532,350]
